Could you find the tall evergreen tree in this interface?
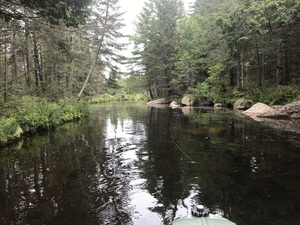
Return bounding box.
[132,0,184,98]
[77,0,125,99]
[0,0,91,27]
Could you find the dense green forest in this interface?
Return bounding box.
[0,0,123,143]
[0,0,123,102]
[131,0,300,105]
[0,0,300,143]
[1,0,300,104]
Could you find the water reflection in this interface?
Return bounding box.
[0,103,300,225]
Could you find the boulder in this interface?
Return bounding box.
[259,101,300,119]
[181,96,194,106]
[242,102,274,117]
[214,103,222,108]
[170,101,180,108]
[235,99,251,110]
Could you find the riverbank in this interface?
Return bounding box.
[0,97,89,146]
[240,100,300,134]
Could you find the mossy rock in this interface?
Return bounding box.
[234,99,252,110]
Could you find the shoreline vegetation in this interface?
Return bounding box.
[1,87,299,147]
[0,97,89,146]
[1,0,299,147]
[0,94,150,146]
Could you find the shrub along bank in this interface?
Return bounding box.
[192,83,300,107]
[0,97,89,145]
[88,93,149,104]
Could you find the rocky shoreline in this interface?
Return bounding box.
[242,101,300,119]
[147,97,300,134]
[241,100,300,134]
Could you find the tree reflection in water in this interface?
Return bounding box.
[0,103,300,225]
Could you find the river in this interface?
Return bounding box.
[0,102,300,225]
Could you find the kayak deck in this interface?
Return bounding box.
[171,214,236,225]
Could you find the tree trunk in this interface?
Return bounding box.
[77,33,104,99]
[25,25,32,89]
[237,56,242,90]
[12,28,18,78]
[3,40,8,102]
[276,40,290,85]
[229,67,236,87]
[33,32,42,87]
[77,1,110,100]
[255,37,262,87]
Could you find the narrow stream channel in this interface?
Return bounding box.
[0,102,300,225]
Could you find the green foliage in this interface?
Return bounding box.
[123,94,150,102]
[1,0,91,26]
[118,74,147,95]
[193,64,229,104]
[16,97,60,132]
[193,82,211,103]
[132,0,184,98]
[0,97,89,144]
[244,85,300,105]
[89,94,120,103]
[89,93,149,104]
[58,99,90,122]
[0,118,23,143]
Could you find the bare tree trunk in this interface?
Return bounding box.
[77,33,105,99]
[25,24,32,89]
[237,56,242,90]
[77,1,110,100]
[276,40,290,85]
[255,37,262,87]
[3,40,8,102]
[241,60,244,90]
[33,32,42,87]
[12,27,18,78]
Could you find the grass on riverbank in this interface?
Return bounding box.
[88,93,149,104]
[0,97,89,145]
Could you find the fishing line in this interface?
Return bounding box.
[170,113,213,165]
[170,116,196,163]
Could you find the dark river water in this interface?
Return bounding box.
[1,102,300,225]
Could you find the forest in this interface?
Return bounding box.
[131,0,300,105]
[0,0,300,143]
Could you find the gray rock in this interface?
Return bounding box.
[181,96,194,106]
[242,103,274,117]
[214,103,222,108]
[235,99,251,110]
[170,101,180,108]
[259,101,300,119]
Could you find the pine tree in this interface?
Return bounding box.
[77,0,125,99]
[132,0,184,98]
